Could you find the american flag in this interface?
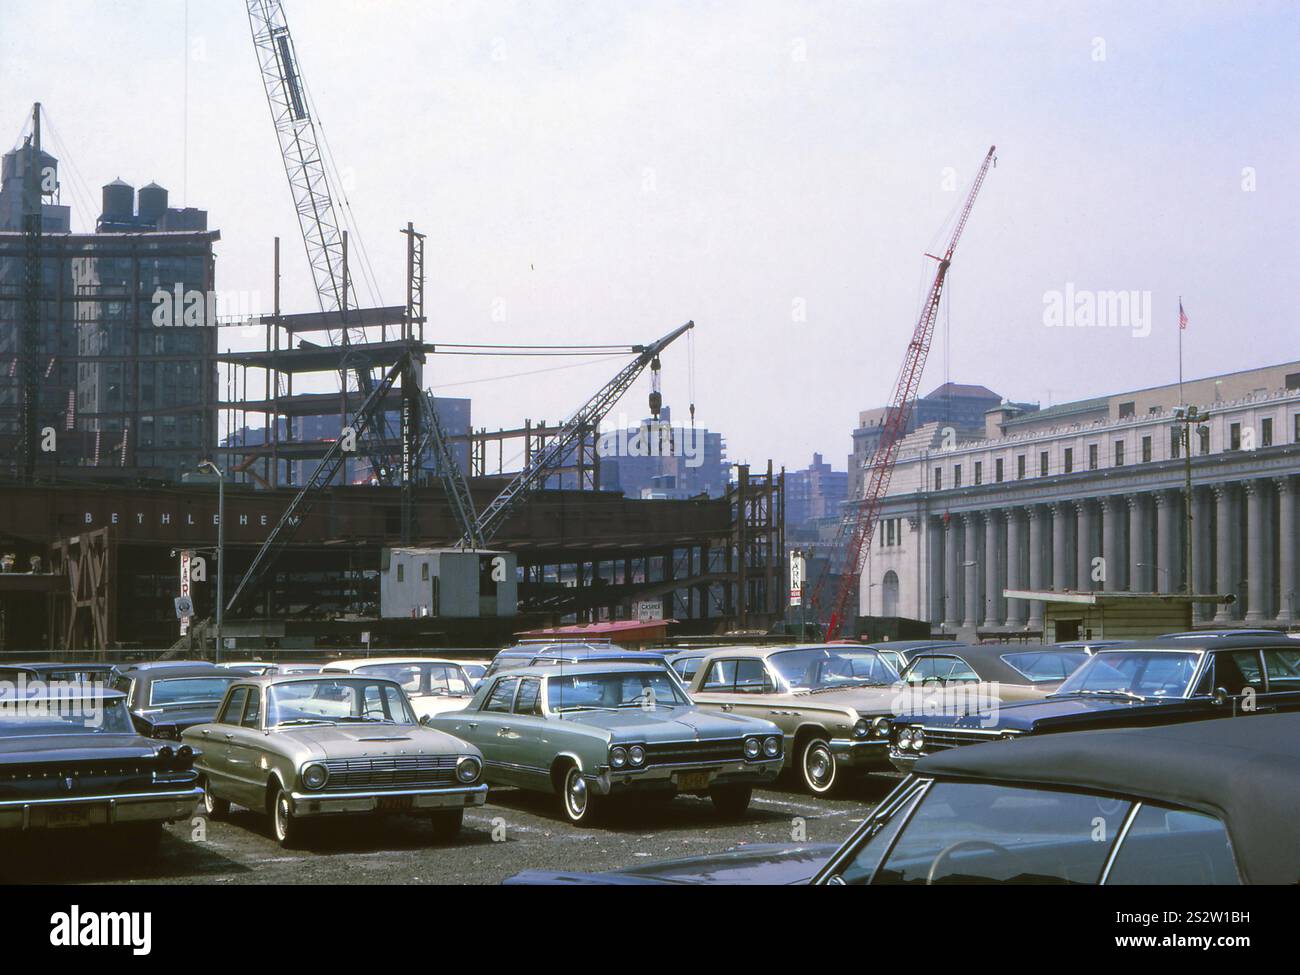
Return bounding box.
[1178,299,1188,330]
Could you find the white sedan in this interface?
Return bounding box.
[321,658,476,720]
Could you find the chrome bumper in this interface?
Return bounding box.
[888,749,922,772]
[288,783,489,817]
[831,737,893,765]
[594,757,783,795]
[0,786,203,831]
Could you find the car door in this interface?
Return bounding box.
[1261,647,1300,710]
[196,686,248,793]
[1205,649,1270,711]
[444,676,518,783]
[224,686,268,808]
[503,677,551,788]
[692,658,741,712]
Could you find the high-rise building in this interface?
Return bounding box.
[0,137,218,479]
[597,406,730,499]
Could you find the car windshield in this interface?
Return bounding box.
[547,671,690,712]
[1055,650,1200,698]
[769,648,899,690]
[149,676,238,707]
[0,696,136,737]
[266,678,417,726]
[354,663,472,697]
[462,664,486,679]
[1001,651,1090,683]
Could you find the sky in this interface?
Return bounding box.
[4,0,1298,474]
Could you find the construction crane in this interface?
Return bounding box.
[819,146,996,641]
[245,0,394,481]
[463,321,694,547]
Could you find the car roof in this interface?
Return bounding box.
[498,661,678,680]
[324,657,468,669]
[905,643,1090,683]
[117,660,218,672]
[4,661,115,671]
[696,644,886,661]
[129,664,241,680]
[913,711,1300,884]
[1091,635,1299,653]
[1161,629,1296,639]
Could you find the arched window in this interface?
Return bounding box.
[882,570,900,617]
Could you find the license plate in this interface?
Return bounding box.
[376,796,413,813]
[47,807,91,829]
[673,770,714,792]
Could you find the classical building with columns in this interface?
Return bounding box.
[859,361,1300,639]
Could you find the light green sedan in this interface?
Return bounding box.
[428,662,784,825]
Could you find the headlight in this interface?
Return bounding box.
[610,746,628,769]
[872,717,892,738]
[853,719,869,738]
[744,737,761,759]
[629,745,646,767]
[456,757,481,783]
[302,763,328,790]
[763,736,781,758]
[910,730,925,752]
[897,728,913,746]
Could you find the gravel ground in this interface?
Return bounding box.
[1,774,902,885]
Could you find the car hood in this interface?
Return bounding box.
[784,685,898,715]
[274,723,476,758]
[504,843,838,885]
[913,694,1186,731]
[134,705,221,729]
[559,706,778,740]
[0,734,160,764]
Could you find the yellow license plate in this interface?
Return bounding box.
[673,771,714,792]
[376,796,413,813]
[47,807,91,829]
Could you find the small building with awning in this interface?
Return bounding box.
[1002,589,1235,643]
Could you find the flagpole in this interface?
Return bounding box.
[1178,295,1184,406]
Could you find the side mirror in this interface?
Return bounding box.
[419,714,434,727]
[1213,687,1230,706]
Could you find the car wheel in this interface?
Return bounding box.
[560,765,598,825]
[429,808,464,841]
[201,778,230,820]
[800,737,837,794]
[271,786,303,848]
[709,784,753,819]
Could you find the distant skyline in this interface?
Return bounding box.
[4,0,1297,473]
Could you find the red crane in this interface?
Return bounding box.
[821,145,997,640]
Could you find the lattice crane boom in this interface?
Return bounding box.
[822,146,996,640]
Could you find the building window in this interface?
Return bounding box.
[1118,401,1136,418]
[1294,413,1300,443]
[397,563,405,583]
[1141,436,1152,463]
[1286,372,1300,390]
[1063,447,1073,474]
[1088,444,1098,470]
[1039,451,1049,476]
[974,461,982,485]
[1262,417,1273,447]
[933,466,942,491]
[995,458,1004,483]
[1017,455,1026,480]
[1114,441,1125,466]
[421,562,430,581]
[954,465,962,489]
[1170,427,1181,459]
[1199,426,1211,454]
[1229,422,1241,451]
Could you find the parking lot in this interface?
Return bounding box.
[0,774,898,885]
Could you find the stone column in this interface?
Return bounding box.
[1005,507,1027,627]
[1076,500,1097,591]
[983,509,1002,627]
[1154,491,1178,593]
[1101,497,1123,592]
[961,513,980,631]
[942,516,960,629]
[928,516,945,624]
[1277,477,1297,624]
[1027,506,1046,631]
[1052,501,1071,592]
[1193,487,1214,620]
[1213,484,1235,623]
[1128,494,1150,592]
[1244,480,1269,623]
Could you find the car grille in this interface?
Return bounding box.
[917,729,1003,752]
[322,756,459,790]
[642,738,746,766]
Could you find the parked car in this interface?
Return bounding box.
[459,661,490,689]
[897,643,1091,699]
[321,657,477,720]
[666,650,708,684]
[507,710,1300,884]
[429,661,783,824]
[685,644,903,793]
[0,662,117,684]
[111,663,250,740]
[183,674,487,847]
[0,684,201,848]
[481,644,670,682]
[887,635,1300,769]
[861,640,966,673]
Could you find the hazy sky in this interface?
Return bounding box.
[4,0,1298,473]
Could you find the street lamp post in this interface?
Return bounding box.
[1172,407,1210,594]
[197,461,224,663]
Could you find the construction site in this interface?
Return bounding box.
[0,2,789,656]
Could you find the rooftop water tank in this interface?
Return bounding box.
[101,178,134,220]
[137,182,168,224]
